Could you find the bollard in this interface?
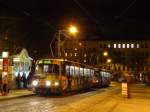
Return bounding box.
[121,82,129,98]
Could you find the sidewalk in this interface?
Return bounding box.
[0,89,35,101]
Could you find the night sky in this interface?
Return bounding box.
[0,0,149,57]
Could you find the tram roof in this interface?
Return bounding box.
[36,58,94,68]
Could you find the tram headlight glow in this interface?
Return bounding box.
[32,80,38,86]
[46,81,51,86]
[54,82,59,86]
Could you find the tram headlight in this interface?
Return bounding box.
[45,81,51,87]
[32,80,38,86]
[54,82,59,86]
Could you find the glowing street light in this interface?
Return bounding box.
[103,51,108,57]
[107,58,112,63]
[68,25,78,34]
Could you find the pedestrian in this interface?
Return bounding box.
[16,73,21,89]
[22,72,27,88]
[2,75,8,95]
[0,75,2,95]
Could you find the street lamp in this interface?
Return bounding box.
[57,25,78,57]
[103,51,108,57]
[107,58,112,63]
[68,25,78,34]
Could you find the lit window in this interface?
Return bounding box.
[122,44,125,48]
[131,44,134,48]
[74,48,77,51]
[65,52,67,56]
[114,44,116,48]
[79,42,82,46]
[84,60,86,63]
[84,53,87,57]
[107,44,111,48]
[75,53,77,57]
[137,44,139,48]
[118,44,121,48]
[127,44,130,48]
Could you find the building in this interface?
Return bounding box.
[0,48,32,89]
[55,40,150,81]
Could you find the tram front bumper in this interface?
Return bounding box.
[34,86,60,94]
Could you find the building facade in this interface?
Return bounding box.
[55,40,150,81]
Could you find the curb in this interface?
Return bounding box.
[0,93,35,101]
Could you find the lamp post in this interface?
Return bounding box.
[57,25,78,57]
[2,51,9,95]
[58,30,61,57]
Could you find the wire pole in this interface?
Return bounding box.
[58,30,61,57]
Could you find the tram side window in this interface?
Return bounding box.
[87,69,90,76]
[42,64,59,74]
[70,66,74,76]
[80,68,84,76]
[43,65,49,73]
[50,65,59,74]
[66,65,70,75]
[75,66,79,77]
[35,65,43,73]
[90,69,94,77]
[84,68,88,76]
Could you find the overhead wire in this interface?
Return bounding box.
[0,1,58,57]
[72,0,103,31]
[116,0,136,19]
[0,0,56,31]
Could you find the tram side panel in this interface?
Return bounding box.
[101,71,111,87]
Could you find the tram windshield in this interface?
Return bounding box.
[35,64,59,74]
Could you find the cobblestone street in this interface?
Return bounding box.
[0,82,149,112]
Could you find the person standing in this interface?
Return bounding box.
[0,75,2,95]
[22,73,27,88]
[2,75,8,95]
[16,73,21,89]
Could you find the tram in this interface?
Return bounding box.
[92,69,111,87]
[143,70,150,85]
[32,58,111,95]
